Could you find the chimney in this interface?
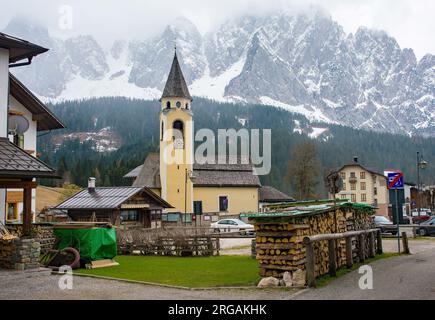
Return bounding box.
[353,156,358,163]
[88,177,96,193]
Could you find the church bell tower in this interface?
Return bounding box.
[159,51,194,215]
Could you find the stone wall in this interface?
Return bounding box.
[6,224,56,254]
[0,238,40,270]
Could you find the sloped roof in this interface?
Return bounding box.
[128,154,261,188]
[0,32,48,63]
[161,52,192,101]
[56,186,172,210]
[132,153,161,188]
[0,137,57,178]
[124,164,143,178]
[336,162,386,178]
[9,73,65,131]
[259,186,294,203]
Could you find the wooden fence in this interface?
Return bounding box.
[303,228,381,287]
[117,227,220,256]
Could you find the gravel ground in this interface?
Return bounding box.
[0,273,297,300]
[382,238,435,254]
[293,248,435,300]
[2,237,434,300]
[219,238,252,255]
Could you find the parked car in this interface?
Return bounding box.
[416,217,435,236]
[210,219,255,235]
[410,210,431,224]
[373,215,398,235]
[402,213,411,224]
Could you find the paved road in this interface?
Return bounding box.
[293,248,435,300]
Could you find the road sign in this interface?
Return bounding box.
[387,171,404,190]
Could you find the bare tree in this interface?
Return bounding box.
[286,141,320,200]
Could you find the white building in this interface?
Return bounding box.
[0,32,63,228]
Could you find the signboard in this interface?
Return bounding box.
[387,171,404,190]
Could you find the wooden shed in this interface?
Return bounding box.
[55,185,173,228]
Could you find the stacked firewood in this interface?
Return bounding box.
[252,206,374,279]
[255,223,309,278]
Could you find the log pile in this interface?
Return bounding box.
[246,201,376,281]
[255,223,309,278]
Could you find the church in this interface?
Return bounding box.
[124,51,266,221]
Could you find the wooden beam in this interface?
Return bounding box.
[345,236,353,268]
[328,239,337,276]
[305,242,316,287]
[376,229,383,254]
[0,181,37,189]
[22,186,32,236]
[402,232,410,254]
[32,113,45,121]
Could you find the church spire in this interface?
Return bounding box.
[161,51,192,101]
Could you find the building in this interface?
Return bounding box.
[55,178,173,228]
[124,52,261,222]
[330,157,389,216]
[0,32,62,234]
[258,186,294,212]
[5,74,64,223]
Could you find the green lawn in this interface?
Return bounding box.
[75,255,260,288]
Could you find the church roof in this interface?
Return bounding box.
[132,153,161,188]
[127,154,261,188]
[161,52,192,101]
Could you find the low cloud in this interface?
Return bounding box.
[0,0,433,58]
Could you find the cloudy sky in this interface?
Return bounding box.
[1,0,433,59]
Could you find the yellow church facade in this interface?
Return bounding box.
[124,52,260,219]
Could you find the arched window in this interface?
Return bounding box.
[161,121,164,141]
[185,103,189,109]
[166,101,171,109]
[173,120,184,149]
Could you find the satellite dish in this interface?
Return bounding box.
[8,115,29,135]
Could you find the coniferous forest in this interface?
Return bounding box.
[38,97,435,198]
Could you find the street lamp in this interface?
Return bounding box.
[417,152,428,217]
[184,168,196,226]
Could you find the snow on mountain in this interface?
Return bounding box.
[3,12,434,137]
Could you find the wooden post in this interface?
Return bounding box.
[22,186,32,237]
[376,229,383,254]
[368,231,375,258]
[358,233,365,262]
[328,239,336,276]
[402,231,410,254]
[305,242,316,287]
[345,236,353,268]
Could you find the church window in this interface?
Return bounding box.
[185,103,189,109]
[173,120,184,149]
[161,121,164,141]
[176,101,181,108]
[166,101,171,109]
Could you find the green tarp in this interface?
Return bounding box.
[54,227,117,263]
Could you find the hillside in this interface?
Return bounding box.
[37,97,435,198]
